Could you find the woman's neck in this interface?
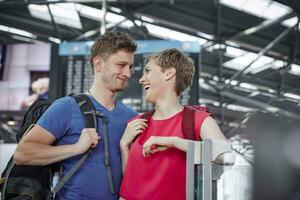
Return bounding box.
[153,97,183,120]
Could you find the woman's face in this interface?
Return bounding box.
[139,59,166,102]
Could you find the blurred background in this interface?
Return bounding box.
[0,0,299,199]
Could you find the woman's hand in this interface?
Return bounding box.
[120,118,148,148]
[142,136,177,157]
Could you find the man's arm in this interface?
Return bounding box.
[14,125,99,166]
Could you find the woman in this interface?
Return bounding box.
[119,49,229,200]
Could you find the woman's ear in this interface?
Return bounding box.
[165,67,176,81]
[93,56,103,72]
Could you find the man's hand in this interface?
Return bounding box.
[75,128,100,154]
[120,118,148,148]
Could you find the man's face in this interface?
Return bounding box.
[101,50,134,92]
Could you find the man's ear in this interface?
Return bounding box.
[93,56,103,72]
[165,67,176,81]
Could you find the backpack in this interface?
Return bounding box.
[0,94,98,200]
[141,105,211,140]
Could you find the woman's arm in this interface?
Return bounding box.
[142,116,231,162]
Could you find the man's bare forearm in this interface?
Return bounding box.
[14,141,81,166]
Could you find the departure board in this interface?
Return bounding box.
[57,40,200,112]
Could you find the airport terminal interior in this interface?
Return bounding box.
[0,0,300,199]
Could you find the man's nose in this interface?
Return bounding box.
[123,66,132,78]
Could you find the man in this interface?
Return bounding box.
[14,31,138,200]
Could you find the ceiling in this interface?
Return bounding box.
[0,0,300,136]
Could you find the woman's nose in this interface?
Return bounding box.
[139,75,145,84]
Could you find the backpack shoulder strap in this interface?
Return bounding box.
[140,110,155,120]
[182,107,196,140]
[182,105,212,141]
[73,94,98,130]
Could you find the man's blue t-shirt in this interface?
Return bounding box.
[37,95,137,200]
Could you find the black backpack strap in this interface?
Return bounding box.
[48,151,91,199]
[182,107,196,140]
[74,94,116,195]
[48,94,98,199]
[1,159,15,200]
[98,113,115,194]
[73,94,99,131]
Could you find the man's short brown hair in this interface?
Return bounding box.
[89,31,137,68]
[145,48,195,95]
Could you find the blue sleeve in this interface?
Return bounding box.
[37,97,72,140]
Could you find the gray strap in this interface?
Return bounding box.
[47,150,91,199]
[1,160,15,200]
[100,115,115,195]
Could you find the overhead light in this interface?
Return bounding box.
[213,101,220,107]
[7,120,16,126]
[226,46,247,58]
[226,104,253,112]
[141,16,155,23]
[0,24,37,39]
[223,52,273,74]
[133,20,142,26]
[208,80,217,85]
[239,83,258,91]
[228,122,239,128]
[289,64,300,76]
[48,36,61,43]
[221,0,293,28]
[242,0,270,17]
[230,80,238,86]
[11,35,37,43]
[28,3,82,29]
[75,3,129,29]
[199,77,205,83]
[262,1,291,20]
[120,20,135,28]
[272,60,284,69]
[196,32,214,40]
[199,98,215,105]
[265,106,280,113]
[268,89,276,94]
[225,41,241,48]
[221,0,248,11]
[212,76,220,81]
[249,91,260,97]
[109,6,122,14]
[145,23,207,45]
[283,93,300,101]
[282,17,298,27]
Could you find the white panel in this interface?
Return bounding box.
[0,82,9,110]
[27,43,51,71]
[0,143,17,175]
[6,44,29,67]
